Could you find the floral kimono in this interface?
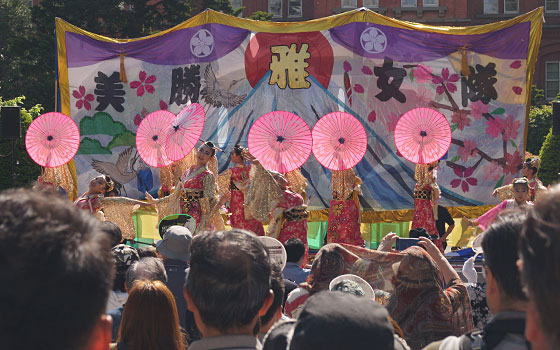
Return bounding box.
[476,199,533,231]
[270,189,309,251]
[219,164,265,236]
[411,164,443,252]
[327,169,363,246]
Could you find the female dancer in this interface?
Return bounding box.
[411,161,443,252]
[467,177,532,231]
[493,156,545,201]
[327,168,363,246]
[147,141,221,233]
[218,145,265,235]
[74,174,148,239]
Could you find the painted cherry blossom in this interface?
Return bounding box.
[504,150,523,175]
[457,139,478,162]
[133,108,149,126]
[343,61,352,72]
[432,68,460,94]
[413,64,433,83]
[72,86,94,110]
[450,166,477,192]
[482,161,503,181]
[485,117,503,138]
[130,71,156,97]
[386,112,400,133]
[502,115,520,141]
[470,100,489,121]
[159,100,168,110]
[354,84,365,93]
[362,66,373,75]
[451,110,471,130]
[368,110,376,123]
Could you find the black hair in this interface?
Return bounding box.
[524,158,538,176]
[102,175,114,192]
[138,246,157,258]
[186,229,271,332]
[233,144,244,156]
[285,237,306,263]
[0,187,115,350]
[261,264,285,326]
[520,185,560,347]
[481,210,527,302]
[202,141,216,156]
[101,221,123,247]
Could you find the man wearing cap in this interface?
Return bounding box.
[264,291,409,350]
[156,225,193,330]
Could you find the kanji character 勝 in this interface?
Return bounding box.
[461,62,498,107]
[269,43,311,89]
[169,65,201,106]
[94,72,126,112]
[373,58,407,103]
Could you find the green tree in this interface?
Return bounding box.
[0,0,48,111]
[200,0,243,16]
[248,11,274,21]
[0,96,43,190]
[527,105,553,155]
[531,84,544,106]
[539,127,560,186]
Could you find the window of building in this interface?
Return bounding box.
[546,0,560,12]
[268,0,282,17]
[483,0,499,14]
[504,0,518,13]
[546,62,560,100]
[363,0,379,7]
[230,0,243,16]
[423,0,438,6]
[288,0,302,16]
[401,0,417,6]
[341,0,357,7]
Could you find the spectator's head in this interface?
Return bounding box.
[137,245,157,258]
[125,257,168,291]
[0,187,114,350]
[520,185,560,350]
[118,280,185,350]
[101,221,122,247]
[329,274,375,300]
[260,264,285,335]
[156,225,192,262]
[481,210,527,314]
[267,291,406,350]
[184,229,273,336]
[285,237,306,265]
[111,244,140,292]
[408,227,429,239]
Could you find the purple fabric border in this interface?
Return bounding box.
[65,23,250,67]
[329,21,530,62]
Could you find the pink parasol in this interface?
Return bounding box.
[165,103,205,161]
[394,107,451,164]
[248,111,312,173]
[25,112,80,168]
[136,110,175,168]
[312,112,367,171]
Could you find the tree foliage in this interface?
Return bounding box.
[531,84,544,106]
[527,105,553,155]
[0,96,43,190]
[539,128,560,186]
[248,11,274,21]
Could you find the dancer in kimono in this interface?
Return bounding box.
[467,177,532,231]
[147,141,223,233]
[74,174,149,239]
[493,156,545,202]
[218,145,265,235]
[411,161,443,252]
[326,168,363,246]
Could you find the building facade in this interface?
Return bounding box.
[237,0,560,101]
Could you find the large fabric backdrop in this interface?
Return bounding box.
[55,8,542,215]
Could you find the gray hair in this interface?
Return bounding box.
[125,257,167,290]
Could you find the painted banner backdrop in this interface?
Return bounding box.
[56,8,542,213]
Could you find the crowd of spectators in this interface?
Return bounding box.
[2,184,560,350]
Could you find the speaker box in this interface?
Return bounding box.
[1,106,21,139]
[553,101,560,136]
